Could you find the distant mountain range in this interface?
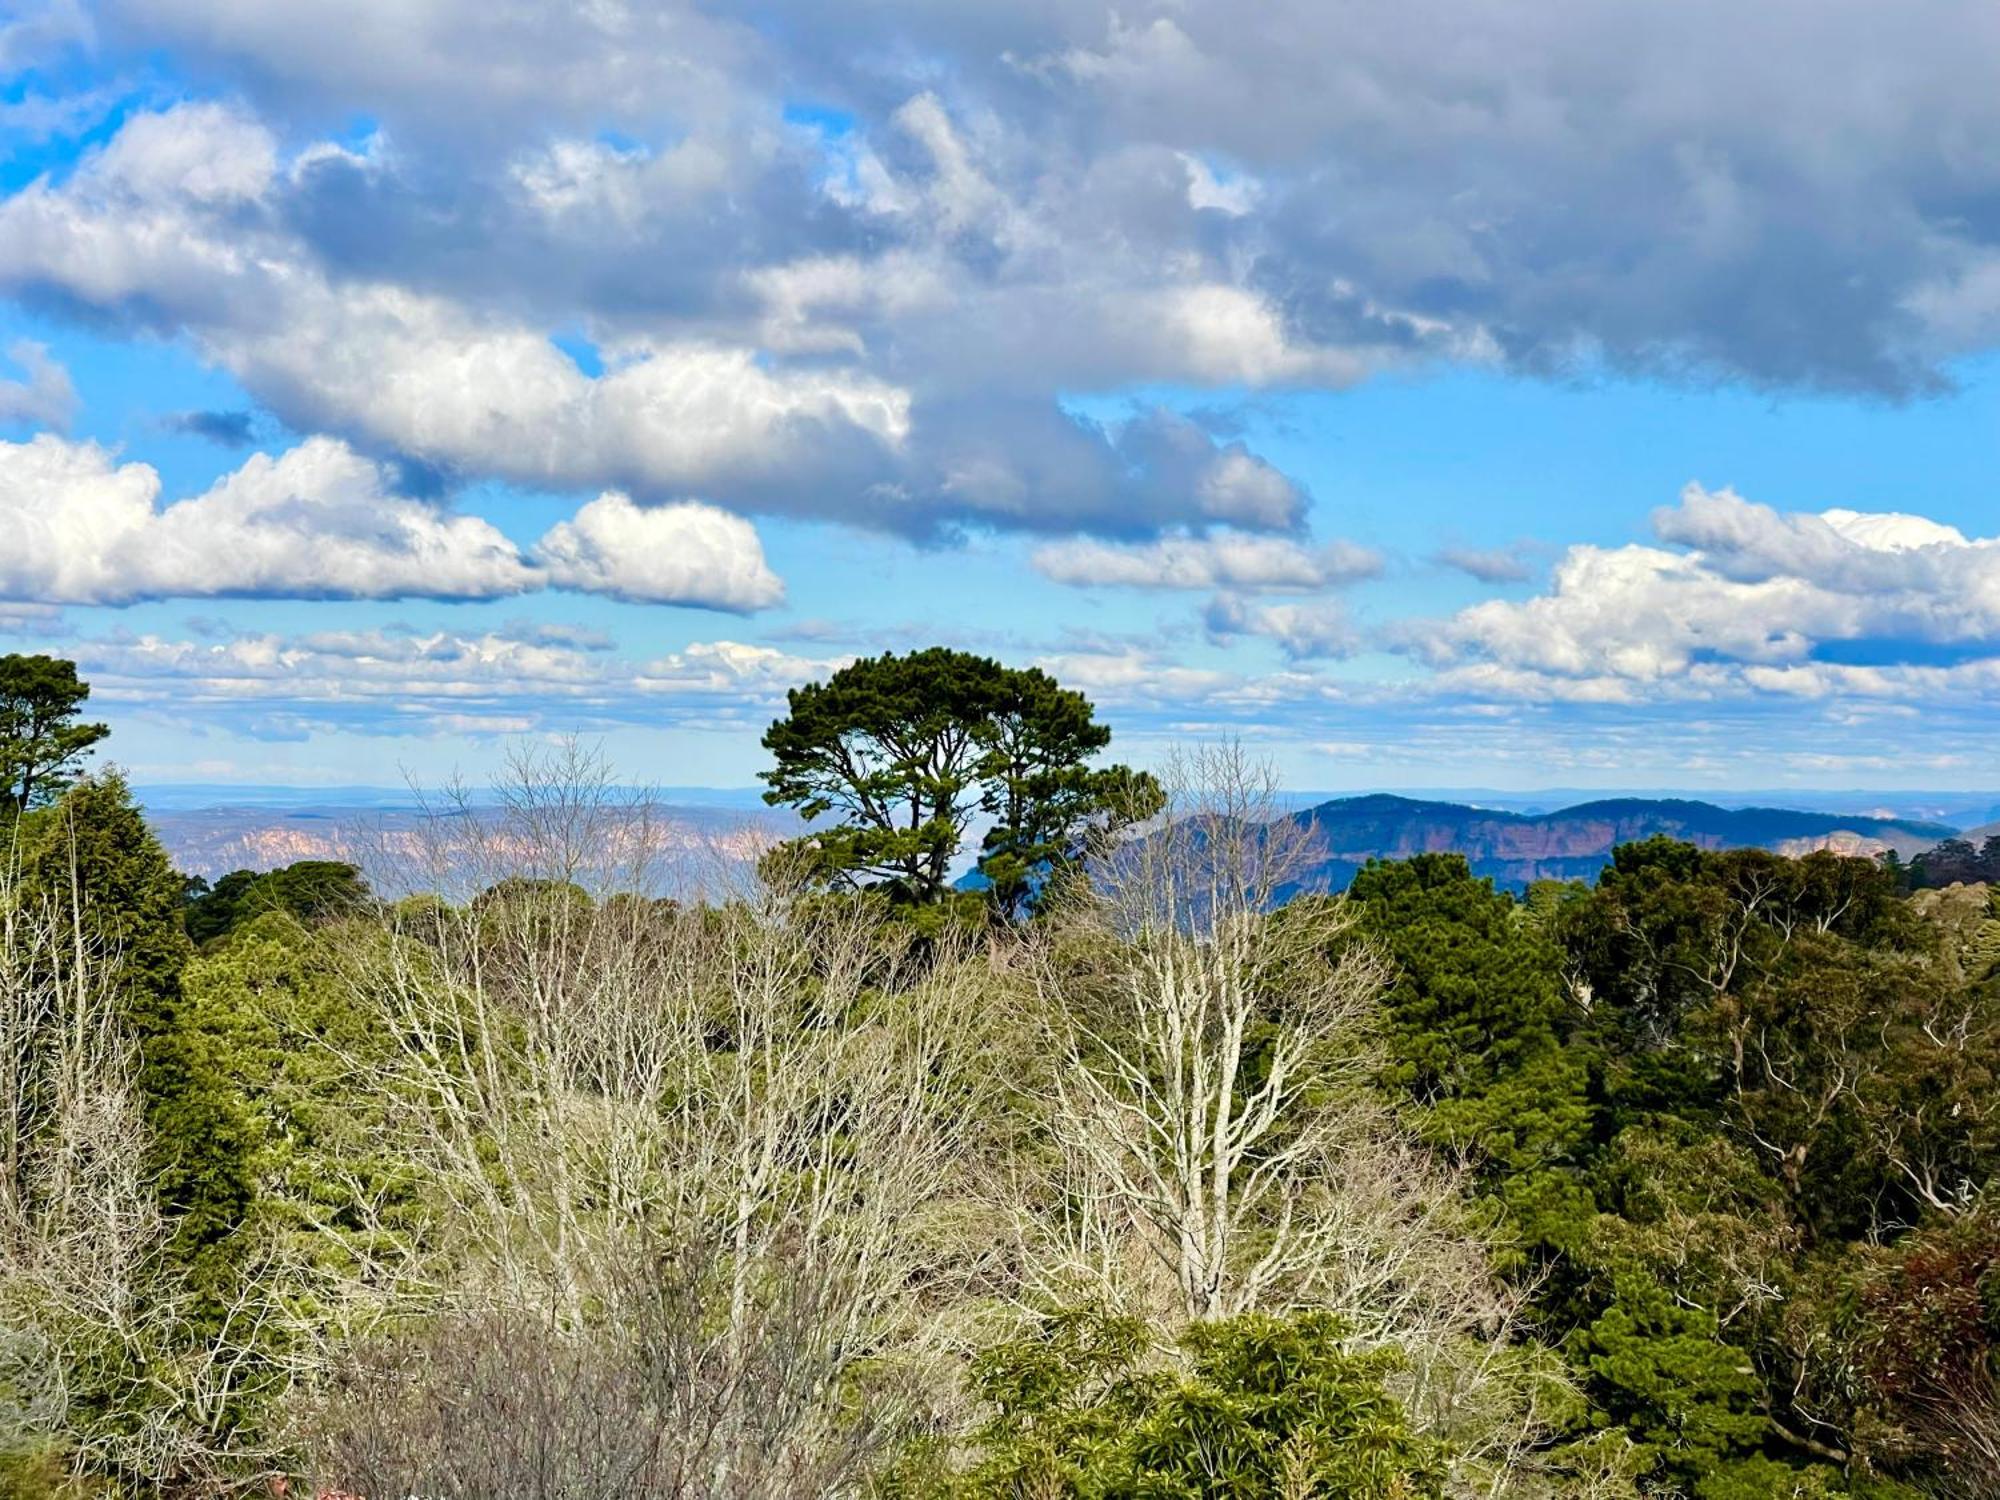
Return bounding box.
[139,789,1959,899]
[1288,795,1957,893]
[146,799,797,891]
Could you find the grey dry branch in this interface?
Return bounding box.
[298,742,1012,1497]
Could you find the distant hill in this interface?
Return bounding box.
[145,799,798,892]
[1288,794,1956,893]
[144,791,1959,901]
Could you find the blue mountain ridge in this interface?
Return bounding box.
[1282,794,1954,893]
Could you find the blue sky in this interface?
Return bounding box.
[6,1,2000,794]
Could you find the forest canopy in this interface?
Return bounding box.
[0,656,1994,1500]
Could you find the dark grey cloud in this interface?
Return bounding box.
[22,0,2000,549]
[168,408,256,445]
[110,0,2000,391]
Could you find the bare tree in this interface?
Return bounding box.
[1016,744,1550,1493]
[0,823,313,1490]
[1027,742,1408,1321]
[301,743,1014,1498]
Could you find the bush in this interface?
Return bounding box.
[898,1307,1445,1499]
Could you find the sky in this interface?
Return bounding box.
[5,1,2000,796]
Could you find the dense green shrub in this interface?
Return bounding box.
[896,1308,1444,1499]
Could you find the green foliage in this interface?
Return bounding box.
[898,1308,1443,1499]
[16,776,250,1313]
[1899,834,2000,892]
[975,682,1164,921]
[0,1445,80,1500]
[181,859,371,945]
[10,682,1999,1498]
[1348,854,1595,1258]
[1573,1274,1766,1477]
[13,774,187,1027]
[179,911,416,1273]
[1344,838,2000,1494]
[760,648,1156,917]
[0,655,108,815]
[1962,893,2000,983]
[5,775,285,1487]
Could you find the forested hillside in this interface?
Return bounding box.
[3,650,1996,1499]
[1289,794,1956,892]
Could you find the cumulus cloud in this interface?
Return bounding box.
[1407,543,1845,682]
[0,100,1318,538]
[97,0,758,144]
[72,11,2000,539]
[0,433,784,611]
[0,434,529,603]
[0,103,906,507]
[0,0,90,71]
[15,0,2000,782]
[1652,486,2000,637]
[535,492,784,611]
[1033,531,1380,590]
[90,97,276,203]
[1397,485,2000,701]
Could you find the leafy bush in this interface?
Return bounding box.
[896,1308,1444,1499]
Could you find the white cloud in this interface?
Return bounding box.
[512,137,664,224]
[634,639,846,696]
[1652,484,2000,638]
[0,340,75,429]
[0,0,90,71]
[81,627,611,705]
[1404,542,1838,680]
[0,105,912,509]
[65,624,848,738]
[45,0,2000,426]
[1192,447,1315,528]
[1397,485,2000,705]
[1204,593,1360,660]
[1144,285,1372,387]
[0,433,785,610]
[1180,154,1260,216]
[1030,646,1241,706]
[97,0,756,141]
[89,98,276,204]
[0,102,1316,538]
[535,491,783,611]
[0,84,122,144]
[0,434,529,603]
[1434,543,1535,584]
[1032,531,1381,590]
[0,102,281,327]
[214,286,913,504]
